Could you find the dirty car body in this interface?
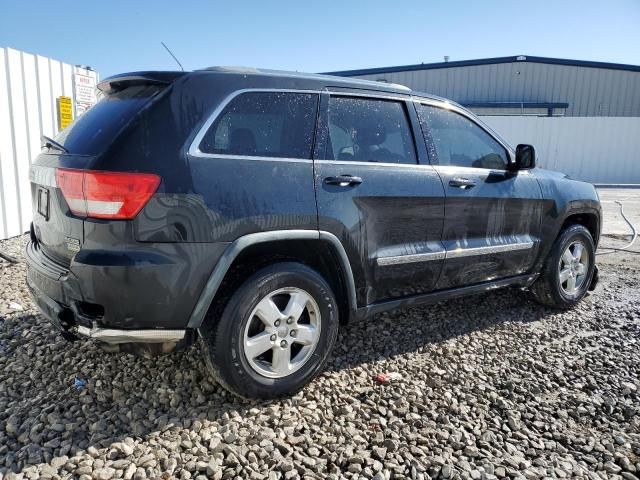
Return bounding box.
[25,67,601,397]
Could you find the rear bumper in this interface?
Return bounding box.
[25,238,224,345]
[75,325,185,344]
[26,268,189,349]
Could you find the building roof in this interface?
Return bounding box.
[325,55,640,77]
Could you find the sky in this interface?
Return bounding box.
[1,0,639,78]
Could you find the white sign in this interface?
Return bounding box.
[74,71,97,117]
[75,103,91,117]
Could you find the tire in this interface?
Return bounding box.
[530,224,596,308]
[199,262,339,399]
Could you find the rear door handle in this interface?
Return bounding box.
[449,177,476,189]
[323,175,363,187]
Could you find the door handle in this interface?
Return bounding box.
[449,177,476,189]
[323,175,363,187]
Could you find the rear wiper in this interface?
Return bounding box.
[41,135,68,154]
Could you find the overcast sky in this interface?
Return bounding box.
[1,0,639,78]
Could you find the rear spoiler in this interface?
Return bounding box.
[98,71,187,94]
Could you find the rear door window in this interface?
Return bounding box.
[326,96,417,164]
[199,92,319,159]
[54,84,163,156]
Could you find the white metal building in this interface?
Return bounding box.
[327,55,640,185]
[0,47,98,240]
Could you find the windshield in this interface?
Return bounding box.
[53,84,162,156]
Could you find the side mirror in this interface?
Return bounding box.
[514,144,535,170]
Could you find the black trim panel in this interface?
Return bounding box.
[356,273,538,320]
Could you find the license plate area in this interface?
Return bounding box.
[37,187,50,220]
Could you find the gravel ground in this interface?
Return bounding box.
[1,234,639,480]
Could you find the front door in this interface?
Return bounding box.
[415,102,543,290]
[314,92,446,306]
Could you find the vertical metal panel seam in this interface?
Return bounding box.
[34,54,44,145]
[20,51,33,167]
[0,49,6,238]
[48,58,56,134]
[4,49,23,234]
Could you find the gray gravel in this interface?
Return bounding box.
[1,233,639,480]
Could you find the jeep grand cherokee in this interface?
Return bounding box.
[26,67,601,399]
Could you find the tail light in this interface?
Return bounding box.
[55,169,160,219]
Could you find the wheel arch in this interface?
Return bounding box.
[187,230,357,329]
[559,207,601,246]
[532,204,601,276]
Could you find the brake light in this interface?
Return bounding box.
[55,169,160,219]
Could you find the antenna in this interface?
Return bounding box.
[161,42,184,71]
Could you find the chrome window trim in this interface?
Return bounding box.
[433,164,532,176]
[188,88,321,162]
[314,159,436,170]
[197,153,312,164]
[326,89,411,103]
[376,241,534,266]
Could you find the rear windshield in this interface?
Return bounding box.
[53,84,162,156]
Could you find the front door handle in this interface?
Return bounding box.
[449,177,476,189]
[324,175,363,187]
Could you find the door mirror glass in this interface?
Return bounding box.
[515,144,536,170]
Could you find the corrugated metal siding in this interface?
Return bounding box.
[0,47,98,239]
[356,61,640,117]
[482,116,640,184]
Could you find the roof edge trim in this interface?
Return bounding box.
[324,55,640,77]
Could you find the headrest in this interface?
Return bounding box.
[357,125,387,146]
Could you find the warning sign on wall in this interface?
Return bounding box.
[74,71,97,117]
[58,96,73,129]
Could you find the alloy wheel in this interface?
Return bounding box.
[558,240,589,295]
[243,287,321,378]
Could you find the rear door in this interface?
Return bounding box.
[186,90,320,241]
[314,92,446,306]
[415,102,543,289]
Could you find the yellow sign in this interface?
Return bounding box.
[58,96,73,129]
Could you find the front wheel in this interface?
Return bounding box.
[200,262,339,399]
[530,224,596,308]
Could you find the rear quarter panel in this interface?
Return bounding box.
[113,73,319,243]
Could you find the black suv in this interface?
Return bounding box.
[26,67,601,399]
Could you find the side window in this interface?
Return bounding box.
[199,92,318,159]
[417,104,509,169]
[326,97,417,164]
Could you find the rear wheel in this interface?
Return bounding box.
[200,262,339,399]
[530,224,596,308]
